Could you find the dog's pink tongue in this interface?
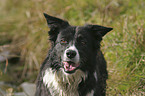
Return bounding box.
[63,62,76,71]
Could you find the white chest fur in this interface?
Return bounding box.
[43,68,86,96]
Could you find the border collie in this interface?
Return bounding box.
[35,13,113,96]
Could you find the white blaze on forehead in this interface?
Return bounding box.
[63,45,80,63]
[68,45,79,53]
[86,90,94,96]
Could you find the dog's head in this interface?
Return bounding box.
[44,13,112,74]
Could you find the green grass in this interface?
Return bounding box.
[0,0,144,95]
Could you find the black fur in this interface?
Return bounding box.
[35,13,113,96]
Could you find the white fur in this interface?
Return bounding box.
[63,45,80,64]
[43,68,86,96]
[86,90,94,96]
[94,71,98,81]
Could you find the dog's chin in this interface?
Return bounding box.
[62,61,80,74]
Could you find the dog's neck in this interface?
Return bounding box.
[43,68,86,96]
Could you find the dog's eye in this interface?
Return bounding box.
[60,39,68,45]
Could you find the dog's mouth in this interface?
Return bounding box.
[62,61,80,74]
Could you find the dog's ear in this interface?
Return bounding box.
[43,13,69,42]
[85,24,113,49]
[44,13,69,29]
[85,24,113,37]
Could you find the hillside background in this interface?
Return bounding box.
[0,0,144,95]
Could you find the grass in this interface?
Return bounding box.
[0,0,144,95]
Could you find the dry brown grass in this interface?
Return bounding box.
[0,0,144,95]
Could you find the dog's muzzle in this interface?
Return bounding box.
[62,45,80,74]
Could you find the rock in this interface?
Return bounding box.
[14,92,27,96]
[0,81,4,85]
[0,50,10,62]
[0,81,29,96]
[0,81,13,96]
[20,82,36,96]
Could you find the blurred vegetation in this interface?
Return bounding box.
[0,0,144,95]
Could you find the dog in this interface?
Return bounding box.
[35,13,113,96]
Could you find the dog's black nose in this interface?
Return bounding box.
[66,50,76,59]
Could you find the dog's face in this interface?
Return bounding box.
[55,26,95,74]
[44,13,112,74]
